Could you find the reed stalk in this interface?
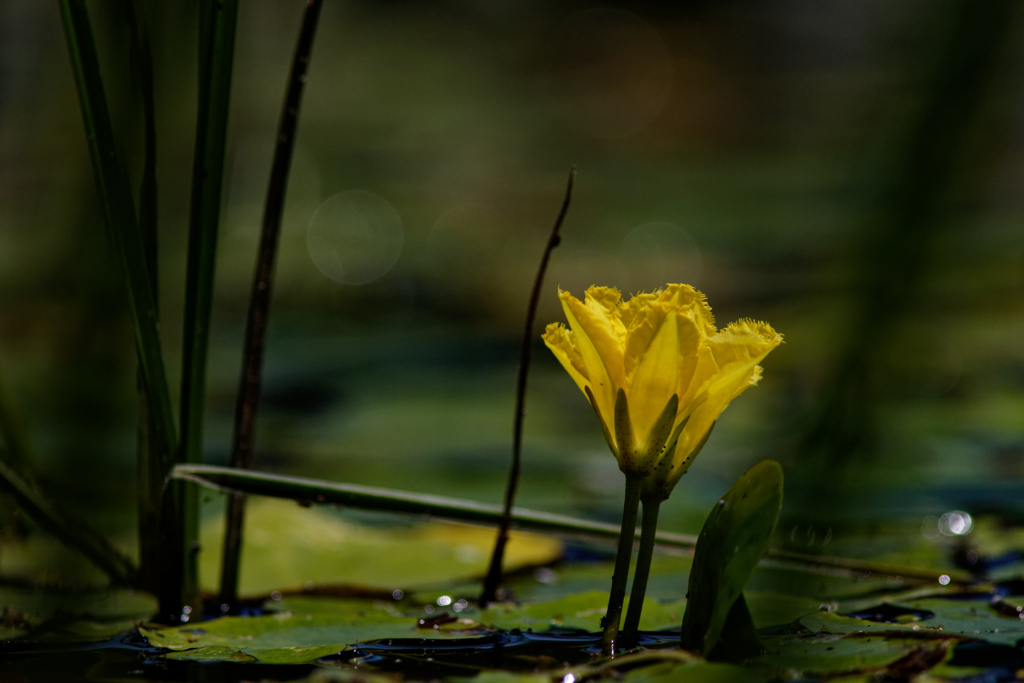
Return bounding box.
[220,0,324,607]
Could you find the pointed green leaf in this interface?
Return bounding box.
[708,594,762,660]
[645,394,679,459]
[680,460,783,658]
[613,388,635,471]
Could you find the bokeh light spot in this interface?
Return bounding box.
[307,190,404,285]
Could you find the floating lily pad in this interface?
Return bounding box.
[480,590,685,632]
[752,631,934,675]
[618,659,775,683]
[798,597,1024,649]
[501,555,694,605]
[743,591,822,628]
[143,597,469,664]
[449,672,553,683]
[876,598,1024,647]
[198,497,562,596]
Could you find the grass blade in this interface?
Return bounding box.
[180,1,238,467]
[0,369,137,584]
[126,0,157,279]
[60,0,176,598]
[176,0,239,617]
[172,464,965,585]
[58,0,175,460]
[220,0,324,606]
[0,454,136,585]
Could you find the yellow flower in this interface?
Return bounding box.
[543,284,781,501]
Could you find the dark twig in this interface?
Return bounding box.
[219,0,324,606]
[480,167,575,605]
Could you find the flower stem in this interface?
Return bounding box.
[601,474,643,655]
[622,496,662,644]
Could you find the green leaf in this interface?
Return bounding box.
[680,460,784,657]
[0,457,136,586]
[142,597,464,664]
[57,0,176,471]
[180,0,238,469]
[620,660,775,683]
[198,497,562,595]
[709,594,762,661]
[815,598,1024,647]
[751,632,931,675]
[743,591,824,628]
[502,555,695,605]
[479,591,685,633]
[177,0,239,611]
[176,464,699,548]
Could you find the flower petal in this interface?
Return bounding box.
[628,308,680,446]
[584,286,628,348]
[622,300,671,383]
[559,289,621,423]
[675,308,706,405]
[542,322,589,395]
[659,284,715,337]
[617,290,661,330]
[668,361,763,488]
[683,319,781,408]
[584,285,623,318]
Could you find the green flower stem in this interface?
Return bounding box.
[622,496,662,644]
[601,474,643,655]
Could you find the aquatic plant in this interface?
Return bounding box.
[544,284,781,651]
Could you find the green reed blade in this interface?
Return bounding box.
[58,0,176,463]
[179,0,238,468]
[126,0,157,281]
[0,455,136,586]
[171,464,963,585]
[176,0,239,618]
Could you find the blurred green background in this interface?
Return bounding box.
[1,1,1023,586]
